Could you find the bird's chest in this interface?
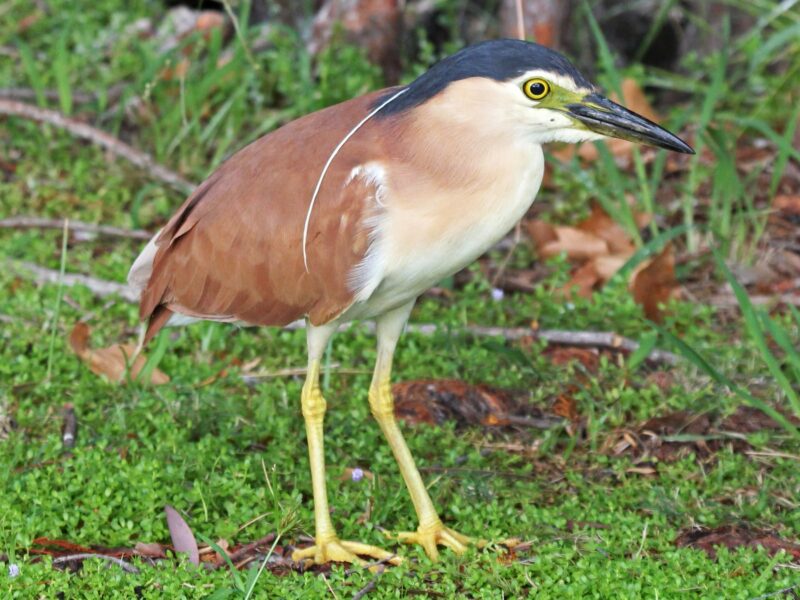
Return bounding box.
[353,146,544,315]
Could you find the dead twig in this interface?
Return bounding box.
[285,322,678,365]
[708,292,800,308]
[748,584,799,600]
[344,554,399,576]
[51,553,140,574]
[61,403,77,450]
[0,99,194,194]
[0,85,127,105]
[0,216,152,240]
[352,565,386,600]
[215,533,277,568]
[420,465,538,480]
[7,260,680,366]
[8,261,140,303]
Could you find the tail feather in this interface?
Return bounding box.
[144,305,174,345]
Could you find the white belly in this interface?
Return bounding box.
[345,145,545,319]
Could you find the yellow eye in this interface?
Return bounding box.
[523,78,550,101]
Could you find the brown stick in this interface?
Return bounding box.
[61,403,77,450]
[1,216,152,240]
[0,99,195,194]
[8,260,140,303]
[284,321,680,366]
[0,84,127,105]
[352,565,386,600]
[51,553,140,574]
[223,533,277,566]
[708,293,800,308]
[6,260,680,366]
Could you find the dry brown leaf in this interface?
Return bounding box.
[160,58,190,81]
[577,203,636,256]
[593,254,630,282]
[195,11,226,36]
[630,243,679,322]
[551,394,579,421]
[134,542,166,559]
[560,254,629,298]
[546,347,599,371]
[392,379,561,430]
[18,11,44,33]
[675,525,800,560]
[773,194,800,215]
[69,322,169,385]
[620,78,660,123]
[527,220,609,260]
[561,260,601,298]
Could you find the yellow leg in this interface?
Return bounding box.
[370,302,475,561]
[291,324,400,567]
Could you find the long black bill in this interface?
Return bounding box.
[567,93,694,154]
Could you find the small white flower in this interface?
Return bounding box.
[8,564,20,578]
[351,468,364,482]
[491,288,504,302]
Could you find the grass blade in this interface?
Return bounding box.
[197,534,244,591]
[46,219,70,381]
[714,250,800,415]
[136,329,169,385]
[656,326,799,439]
[54,33,73,115]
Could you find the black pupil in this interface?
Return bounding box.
[529,82,545,96]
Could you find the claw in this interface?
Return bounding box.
[292,537,402,569]
[394,522,478,561]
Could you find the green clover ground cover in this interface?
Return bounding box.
[2,0,799,597]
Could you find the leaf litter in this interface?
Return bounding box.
[69,322,169,384]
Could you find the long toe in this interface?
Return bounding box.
[292,538,402,567]
[395,523,475,561]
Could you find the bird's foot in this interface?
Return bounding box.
[394,520,478,561]
[292,537,402,568]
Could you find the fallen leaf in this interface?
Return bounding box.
[577,202,636,256]
[30,538,93,555]
[392,379,559,430]
[545,347,599,371]
[17,11,44,33]
[719,406,796,433]
[195,11,226,36]
[164,505,199,566]
[675,525,800,560]
[560,254,629,298]
[526,220,609,260]
[69,322,169,385]
[561,260,601,298]
[134,542,166,559]
[619,78,660,123]
[551,394,580,421]
[773,194,800,216]
[630,243,679,322]
[593,254,630,282]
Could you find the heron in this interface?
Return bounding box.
[129,39,693,566]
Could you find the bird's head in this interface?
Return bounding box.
[377,39,693,154]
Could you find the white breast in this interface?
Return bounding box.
[345,144,545,319]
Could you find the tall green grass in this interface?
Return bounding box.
[661,250,800,440]
[579,0,799,262]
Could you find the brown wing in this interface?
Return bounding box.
[139,89,394,343]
